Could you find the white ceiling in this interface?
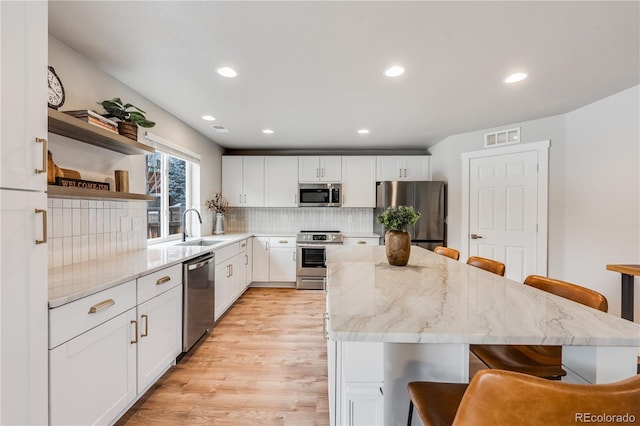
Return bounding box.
[48,1,640,151]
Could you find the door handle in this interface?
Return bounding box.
[470,233,484,239]
[35,209,47,244]
[141,314,149,337]
[35,137,47,174]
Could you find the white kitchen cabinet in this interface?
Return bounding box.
[1,1,48,191]
[265,156,298,207]
[49,280,138,426]
[252,237,270,282]
[1,191,48,425]
[299,155,342,182]
[243,238,253,288]
[0,3,49,424]
[136,266,182,394]
[50,308,137,426]
[49,265,183,426]
[214,241,249,321]
[268,236,296,282]
[341,156,376,207]
[376,156,431,181]
[329,340,384,426]
[222,156,265,207]
[343,236,380,246]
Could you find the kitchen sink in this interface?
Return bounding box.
[177,239,224,247]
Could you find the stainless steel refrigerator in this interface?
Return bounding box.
[374,181,446,250]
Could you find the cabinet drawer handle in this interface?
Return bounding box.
[279,240,288,244]
[131,320,138,344]
[88,299,115,314]
[141,314,149,337]
[35,137,47,174]
[35,209,47,244]
[357,240,366,244]
[156,276,171,285]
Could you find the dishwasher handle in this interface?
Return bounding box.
[187,254,214,271]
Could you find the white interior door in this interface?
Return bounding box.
[462,141,549,282]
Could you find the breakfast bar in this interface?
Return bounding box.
[326,245,640,426]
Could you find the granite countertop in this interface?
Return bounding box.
[325,245,640,347]
[48,233,252,308]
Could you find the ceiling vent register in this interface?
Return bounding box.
[211,124,230,133]
[484,127,520,148]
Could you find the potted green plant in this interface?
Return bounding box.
[100,97,155,140]
[376,205,421,266]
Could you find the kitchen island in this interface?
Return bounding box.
[325,245,640,426]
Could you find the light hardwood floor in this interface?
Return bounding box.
[117,287,329,425]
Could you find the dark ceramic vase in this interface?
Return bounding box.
[385,230,411,266]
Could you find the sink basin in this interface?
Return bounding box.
[177,239,224,247]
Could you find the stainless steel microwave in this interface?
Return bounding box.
[298,183,341,207]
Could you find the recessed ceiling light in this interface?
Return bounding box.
[504,72,529,84]
[384,65,405,78]
[357,129,370,134]
[262,129,274,134]
[201,115,216,121]
[217,66,237,78]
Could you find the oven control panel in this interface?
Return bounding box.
[297,232,344,244]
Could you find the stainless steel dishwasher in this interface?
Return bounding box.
[182,252,215,352]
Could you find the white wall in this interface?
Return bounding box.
[430,85,640,319]
[48,36,224,233]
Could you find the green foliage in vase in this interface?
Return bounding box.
[376,205,421,232]
[100,97,156,128]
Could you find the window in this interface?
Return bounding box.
[144,132,200,243]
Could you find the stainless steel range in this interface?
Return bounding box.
[296,230,344,290]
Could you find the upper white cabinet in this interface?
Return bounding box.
[0,1,48,192]
[299,156,342,182]
[376,156,431,181]
[265,156,298,207]
[222,156,265,207]
[341,156,376,207]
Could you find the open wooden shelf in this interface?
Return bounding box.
[48,109,155,155]
[48,185,155,201]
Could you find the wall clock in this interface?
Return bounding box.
[47,66,65,110]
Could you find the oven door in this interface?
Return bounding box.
[296,244,327,278]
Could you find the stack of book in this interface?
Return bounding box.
[63,110,118,134]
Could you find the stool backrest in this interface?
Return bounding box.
[524,275,608,312]
[434,246,460,260]
[453,369,640,425]
[466,256,506,276]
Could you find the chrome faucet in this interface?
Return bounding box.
[182,208,202,241]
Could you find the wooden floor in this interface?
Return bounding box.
[117,287,329,425]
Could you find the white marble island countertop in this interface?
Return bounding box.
[48,233,252,308]
[326,245,640,347]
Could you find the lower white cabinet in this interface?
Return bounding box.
[269,236,296,282]
[343,236,380,246]
[136,285,183,393]
[214,240,249,321]
[329,340,384,426]
[251,236,296,284]
[49,266,183,426]
[252,236,270,282]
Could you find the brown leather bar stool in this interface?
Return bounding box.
[407,369,640,426]
[470,275,608,380]
[466,256,505,276]
[433,246,460,261]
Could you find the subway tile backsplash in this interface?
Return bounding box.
[223,207,374,234]
[47,198,147,268]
